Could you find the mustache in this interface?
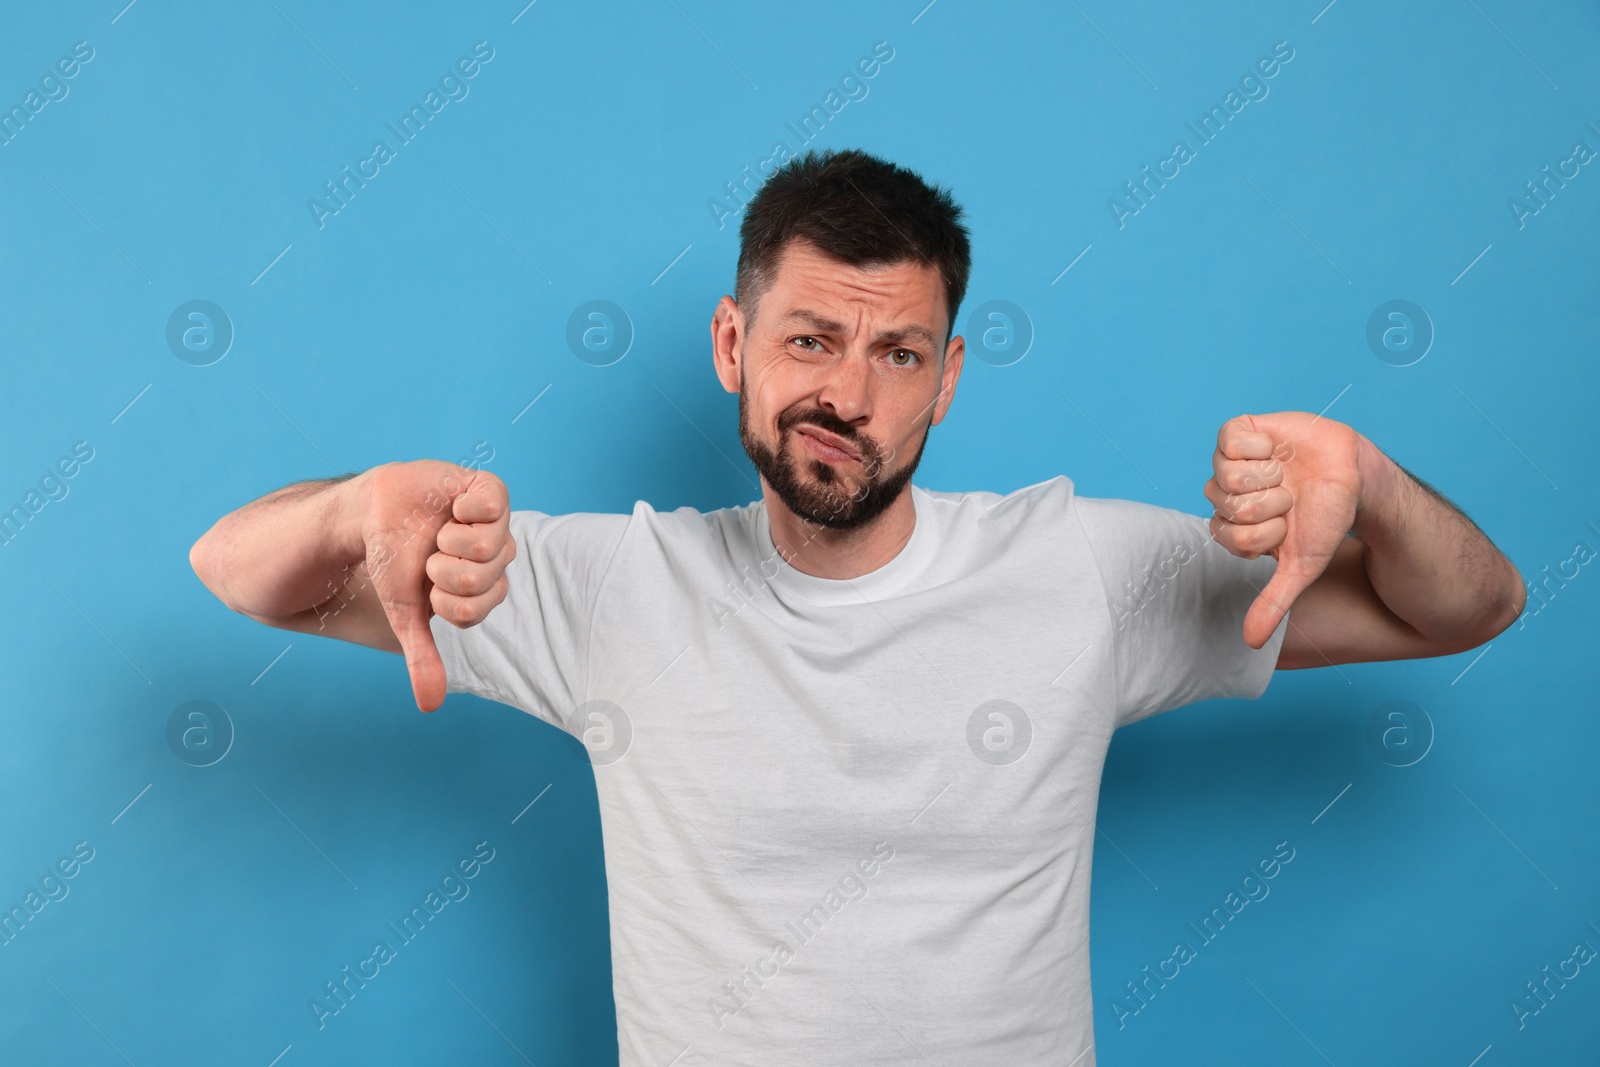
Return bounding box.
[781,412,892,474]
[773,379,947,471]
[780,409,858,442]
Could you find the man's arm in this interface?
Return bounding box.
[1272,439,1525,669]
[189,471,399,651]
[1203,413,1525,669]
[188,460,516,710]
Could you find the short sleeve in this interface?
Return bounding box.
[1071,495,1289,729]
[428,509,631,733]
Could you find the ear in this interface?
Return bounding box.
[711,296,743,394]
[930,331,965,427]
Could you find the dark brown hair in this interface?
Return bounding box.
[735,148,972,345]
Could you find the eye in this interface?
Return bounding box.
[791,336,822,352]
[887,348,920,367]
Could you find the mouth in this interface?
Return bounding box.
[795,426,860,463]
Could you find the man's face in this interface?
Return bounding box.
[711,238,965,531]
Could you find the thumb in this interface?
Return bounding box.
[1242,559,1312,650]
[368,539,448,712]
[389,598,447,712]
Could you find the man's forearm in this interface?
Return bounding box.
[190,471,370,618]
[1348,435,1525,644]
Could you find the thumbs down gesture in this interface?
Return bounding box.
[1202,411,1363,649]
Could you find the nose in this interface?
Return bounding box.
[815,348,872,426]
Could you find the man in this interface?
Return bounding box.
[190,148,1524,1065]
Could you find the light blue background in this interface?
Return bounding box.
[2,1,1596,1064]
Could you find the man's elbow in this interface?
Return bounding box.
[1486,561,1528,639]
[1458,559,1526,647]
[188,534,232,608]
[189,536,214,591]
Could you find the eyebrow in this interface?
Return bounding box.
[776,308,940,352]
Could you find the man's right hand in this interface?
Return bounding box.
[355,461,517,712]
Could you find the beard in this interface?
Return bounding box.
[737,367,932,531]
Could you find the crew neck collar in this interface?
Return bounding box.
[752,485,940,607]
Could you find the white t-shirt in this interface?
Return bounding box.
[429,475,1288,1066]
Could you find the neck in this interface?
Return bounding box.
[764,484,917,580]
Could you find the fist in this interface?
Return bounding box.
[1202,412,1362,648]
[358,461,516,712]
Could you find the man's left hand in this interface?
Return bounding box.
[1203,411,1364,648]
